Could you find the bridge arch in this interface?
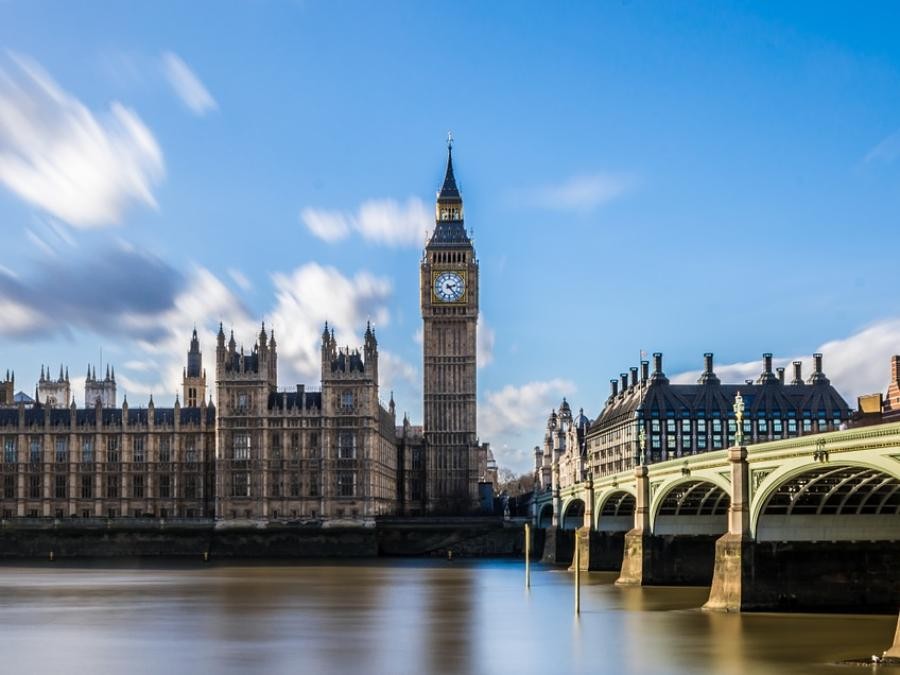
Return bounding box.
[651,476,731,535]
[752,460,900,542]
[595,490,636,532]
[561,498,586,530]
[537,503,554,529]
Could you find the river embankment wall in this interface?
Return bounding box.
[0,518,532,559]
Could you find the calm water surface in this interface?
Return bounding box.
[0,560,895,675]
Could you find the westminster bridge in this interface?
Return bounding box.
[531,421,900,618]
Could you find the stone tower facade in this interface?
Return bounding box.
[420,142,480,513]
[182,328,207,407]
[85,365,116,408]
[38,365,71,408]
[0,371,12,406]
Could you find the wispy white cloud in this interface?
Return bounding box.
[865,129,900,164]
[0,53,164,228]
[119,266,254,400]
[477,312,495,368]
[379,349,419,394]
[228,268,252,291]
[528,172,635,211]
[161,52,217,116]
[269,263,393,381]
[671,318,900,402]
[479,378,575,473]
[301,197,431,247]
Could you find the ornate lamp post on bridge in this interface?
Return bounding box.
[733,391,745,447]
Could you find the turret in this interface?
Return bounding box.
[38,362,71,408]
[183,327,207,407]
[84,362,116,407]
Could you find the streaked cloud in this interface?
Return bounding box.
[528,172,635,211]
[0,53,164,228]
[477,312,495,368]
[269,263,393,381]
[865,129,900,164]
[228,267,253,291]
[161,52,217,116]
[0,244,182,339]
[301,197,431,247]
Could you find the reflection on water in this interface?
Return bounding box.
[0,560,896,675]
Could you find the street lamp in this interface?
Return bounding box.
[733,391,745,447]
[638,425,647,466]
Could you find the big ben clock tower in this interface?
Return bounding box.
[421,137,480,513]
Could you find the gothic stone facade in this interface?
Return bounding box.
[214,323,398,521]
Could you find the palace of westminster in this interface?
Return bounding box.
[0,145,495,522]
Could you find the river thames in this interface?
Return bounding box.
[0,559,895,675]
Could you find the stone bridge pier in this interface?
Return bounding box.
[615,464,726,587]
[705,445,900,613]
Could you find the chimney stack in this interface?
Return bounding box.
[610,379,618,397]
[791,361,803,385]
[776,367,785,385]
[630,367,638,388]
[698,352,720,384]
[763,353,773,374]
[813,353,823,374]
[640,360,649,384]
[620,373,629,392]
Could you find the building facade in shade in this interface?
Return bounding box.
[586,352,852,478]
[420,142,482,513]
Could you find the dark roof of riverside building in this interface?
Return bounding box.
[589,352,851,434]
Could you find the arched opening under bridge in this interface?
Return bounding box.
[654,480,730,535]
[757,464,900,542]
[597,492,635,532]
[537,503,554,529]
[562,499,585,530]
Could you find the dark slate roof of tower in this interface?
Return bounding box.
[429,222,470,245]
[331,351,365,373]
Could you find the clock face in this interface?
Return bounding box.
[433,271,466,303]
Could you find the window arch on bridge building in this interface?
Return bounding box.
[561,499,585,530]
[596,491,635,532]
[537,503,554,529]
[652,479,730,535]
[754,464,900,542]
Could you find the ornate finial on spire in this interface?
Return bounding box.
[447,130,453,150]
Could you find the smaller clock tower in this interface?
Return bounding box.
[420,138,480,513]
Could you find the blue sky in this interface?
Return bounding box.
[1,1,900,473]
